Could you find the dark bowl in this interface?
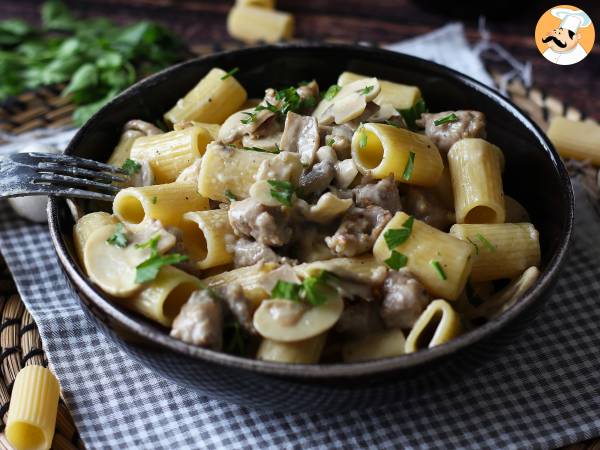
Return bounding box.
[47,43,574,412]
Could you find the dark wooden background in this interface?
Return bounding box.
[1,0,599,120]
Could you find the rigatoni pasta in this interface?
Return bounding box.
[449,223,541,282]
[75,68,543,363]
[448,138,506,224]
[547,116,600,165]
[227,6,294,44]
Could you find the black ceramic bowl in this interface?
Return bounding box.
[48,43,573,412]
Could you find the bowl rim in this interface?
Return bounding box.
[48,42,574,379]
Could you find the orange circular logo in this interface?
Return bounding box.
[535,4,595,65]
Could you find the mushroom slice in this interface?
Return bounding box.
[295,256,388,286]
[84,223,176,298]
[335,159,359,188]
[279,112,320,166]
[218,107,275,144]
[315,78,381,126]
[253,295,344,342]
[303,193,353,224]
[255,151,303,184]
[257,264,302,294]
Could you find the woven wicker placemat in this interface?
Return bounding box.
[0,43,597,450]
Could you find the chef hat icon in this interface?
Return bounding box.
[551,7,592,33]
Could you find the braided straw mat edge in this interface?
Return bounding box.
[0,42,598,450]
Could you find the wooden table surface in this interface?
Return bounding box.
[2,0,599,120]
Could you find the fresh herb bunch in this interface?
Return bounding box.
[0,1,188,125]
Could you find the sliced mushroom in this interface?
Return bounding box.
[279,112,320,166]
[335,159,359,188]
[129,160,155,187]
[253,295,344,342]
[301,193,353,224]
[83,223,176,298]
[314,78,381,126]
[124,119,163,136]
[257,264,302,294]
[255,151,303,184]
[175,158,202,184]
[316,145,338,163]
[218,107,275,144]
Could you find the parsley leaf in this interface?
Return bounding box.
[255,101,279,113]
[356,85,374,96]
[267,179,294,207]
[121,158,141,176]
[240,111,257,124]
[466,237,479,255]
[326,138,335,147]
[135,253,189,284]
[242,146,279,154]
[402,151,415,181]
[430,260,447,280]
[398,99,428,131]
[220,67,239,80]
[433,113,459,126]
[106,223,128,248]
[135,235,161,255]
[476,233,496,252]
[359,131,368,149]
[151,196,158,204]
[385,250,408,270]
[224,189,237,201]
[384,120,401,128]
[383,216,414,249]
[323,84,341,101]
[271,280,302,301]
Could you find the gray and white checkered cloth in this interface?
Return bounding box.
[1,181,599,449]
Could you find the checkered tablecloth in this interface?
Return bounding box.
[1,180,599,449]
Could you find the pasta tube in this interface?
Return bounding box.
[130,126,212,184]
[449,223,541,282]
[113,183,209,229]
[236,0,275,7]
[547,116,600,165]
[352,123,443,186]
[198,144,276,202]
[227,6,294,44]
[6,365,60,450]
[373,212,474,300]
[124,266,201,327]
[342,329,406,362]
[73,212,117,265]
[405,299,462,353]
[448,138,506,224]
[202,262,279,307]
[181,210,234,270]
[164,68,247,125]
[337,71,422,110]
[173,121,221,140]
[257,333,327,364]
[107,130,142,168]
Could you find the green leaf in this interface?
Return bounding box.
[42,0,76,30]
[221,67,239,80]
[323,84,341,101]
[135,234,161,256]
[72,89,118,125]
[106,223,128,248]
[326,138,335,147]
[359,131,368,149]
[267,179,294,207]
[402,151,415,181]
[476,233,497,252]
[356,85,374,96]
[385,251,408,270]
[96,52,123,69]
[398,99,428,131]
[224,189,237,201]
[383,216,414,249]
[240,111,257,124]
[63,63,98,95]
[271,280,302,301]
[135,253,189,284]
[0,19,34,46]
[121,159,141,175]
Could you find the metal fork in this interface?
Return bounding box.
[0,152,128,202]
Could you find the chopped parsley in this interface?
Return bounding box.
[402,151,416,181]
[220,67,239,80]
[323,84,341,101]
[270,271,337,306]
[224,189,237,201]
[476,233,497,252]
[242,146,272,153]
[275,86,302,115]
[383,216,414,249]
[255,101,280,113]
[356,85,374,96]
[271,280,302,301]
[433,113,458,126]
[384,120,401,128]
[151,196,158,205]
[326,138,335,147]
[430,260,447,281]
[398,98,428,131]
[134,235,188,283]
[359,131,368,149]
[106,223,128,248]
[121,159,141,176]
[267,179,294,207]
[385,250,408,270]
[240,111,257,124]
